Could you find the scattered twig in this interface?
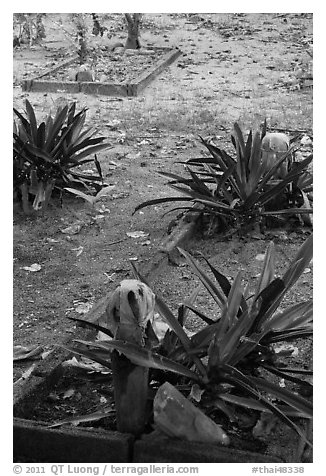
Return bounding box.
[104,238,127,248]
[269,127,313,136]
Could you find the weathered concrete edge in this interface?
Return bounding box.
[129,48,182,96]
[23,80,80,94]
[21,47,181,97]
[23,79,129,96]
[133,439,284,463]
[13,418,284,464]
[22,55,78,92]
[14,418,134,463]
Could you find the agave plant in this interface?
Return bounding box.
[13,99,110,212]
[134,121,313,235]
[67,234,312,447]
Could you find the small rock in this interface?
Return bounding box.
[60,223,83,235]
[124,49,140,56]
[76,70,94,82]
[114,46,124,54]
[75,302,93,314]
[139,49,155,55]
[154,382,230,446]
[21,263,42,272]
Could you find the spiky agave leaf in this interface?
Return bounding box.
[177,248,226,309]
[225,235,313,365]
[221,365,312,446]
[254,241,275,297]
[232,123,248,191]
[218,393,309,418]
[247,131,265,193]
[260,364,313,387]
[67,315,114,338]
[200,255,248,315]
[44,104,69,152]
[72,339,203,383]
[262,300,313,334]
[282,234,313,290]
[25,99,38,144]
[133,197,194,215]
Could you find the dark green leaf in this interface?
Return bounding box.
[133,197,193,214]
[249,374,312,417]
[223,366,312,444]
[75,339,202,382]
[36,122,46,149]
[183,303,216,325]
[67,316,114,338]
[44,105,68,151]
[94,155,103,180]
[261,364,313,387]
[70,143,110,162]
[219,393,308,418]
[25,99,38,144]
[177,248,226,308]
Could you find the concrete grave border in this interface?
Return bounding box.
[22,47,182,97]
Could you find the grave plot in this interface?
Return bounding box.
[22,46,182,96]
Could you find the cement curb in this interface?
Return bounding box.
[133,439,283,463]
[22,47,182,97]
[14,418,134,463]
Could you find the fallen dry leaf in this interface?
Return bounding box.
[74,302,93,314]
[13,345,44,361]
[62,356,110,374]
[126,231,149,239]
[63,388,75,399]
[189,384,205,403]
[21,263,42,272]
[48,407,115,428]
[60,223,83,235]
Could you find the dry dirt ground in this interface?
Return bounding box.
[13,13,313,398]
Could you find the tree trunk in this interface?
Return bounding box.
[91,13,107,37]
[35,14,46,41]
[124,13,141,49]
